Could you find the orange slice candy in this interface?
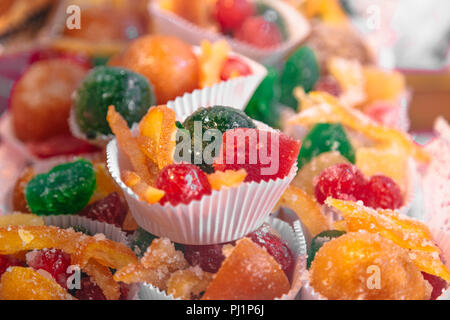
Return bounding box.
[0,267,74,300]
[138,105,177,170]
[276,185,330,237]
[207,169,247,190]
[202,238,290,300]
[326,198,450,281]
[310,231,429,300]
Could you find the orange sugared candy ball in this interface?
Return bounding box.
[116,35,199,104]
[310,231,429,300]
[11,59,88,142]
[202,238,290,300]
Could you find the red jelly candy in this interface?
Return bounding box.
[247,224,294,276]
[235,16,283,48]
[214,128,301,183]
[220,57,252,81]
[26,248,71,288]
[362,175,403,209]
[0,255,25,278]
[156,164,212,205]
[184,244,227,273]
[75,277,107,300]
[27,134,100,159]
[314,163,367,204]
[78,192,128,228]
[422,272,448,300]
[216,0,255,32]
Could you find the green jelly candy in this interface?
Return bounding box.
[245,67,281,128]
[307,230,346,269]
[298,123,355,169]
[25,159,96,216]
[280,46,320,110]
[256,3,288,40]
[74,66,155,139]
[182,106,256,173]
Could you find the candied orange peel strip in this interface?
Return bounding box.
[276,185,330,237]
[122,170,165,204]
[288,92,430,163]
[207,169,247,190]
[326,198,450,281]
[107,105,154,185]
[0,267,74,300]
[198,40,230,88]
[138,105,177,170]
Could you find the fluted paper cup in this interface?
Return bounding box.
[138,216,307,300]
[300,224,450,300]
[107,137,297,245]
[149,0,310,66]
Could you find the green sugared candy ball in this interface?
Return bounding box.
[25,159,96,216]
[298,123,355,169]
[307,230,346,269]
[74,66,155,139]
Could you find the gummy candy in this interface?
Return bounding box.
[0,267,74,300]
[107,106,154,185]
[292,151,349,196]
[247,223,294,276]
[78,192,127,228]
[26,248,71,289]
[362,175,403,209]
[156,164,212,206]
[167,266,213,300]
[171,0,213,27]
[10,59,88,142]
[116,35,199,104]
[27,135,100,159]
[74,277,106,300]
[309,231,428,300]
[74,66,155,138]
[82,260,120,300]
[207,169,247,190]
[280,46,320,110]
[298,123,355,170]
[314,76,342,97]
[256,2,288,40]
[198,40,231,88]
[245,67,281,128]
[276,185,330,237]
[306,230,345,269]
[216,0,255,32]
[90,162,123,204]
[235,16,283,49]
[314,163,366,204]
[214,128,300,183]
[182,106,256,173]
[0,255,25,278]
[422,272,448,300]
[184,243,227,273]
[25,159,96,215]
[12,166,35,213]
[220,57,252,81]
[202,238,290,300]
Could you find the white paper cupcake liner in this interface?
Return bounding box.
[300,223,450,300]
[107,137,297,245]
[138,216,307,300]
[149,0,311,66]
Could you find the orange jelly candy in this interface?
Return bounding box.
[202,238,290,300]
[207,169,247,190]
[310,231,429,300]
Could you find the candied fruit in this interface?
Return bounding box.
[220,57,252,81]
[167,266,213,300]
[216,0,255,32]
[422,272,448,300]
[27,134,100,159]
[184,243,227,273]
[25,159,96,215]
[235,16,283,49]
[26,248,71,289]
[12,166,35,213]
[0,255,25,278]
[214,128,300,183]
[156,164,212,206]
[310,231,428,300]
[307,230,346,269]
[202,238,290,300]
[75,277,107,300]
[362,175,403,209]
[116,35,199,104]
[247,223,294,276]
[314,163,366,204]
[207,169,247,190]
[10,59,88,142]
[78,192,127,228]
